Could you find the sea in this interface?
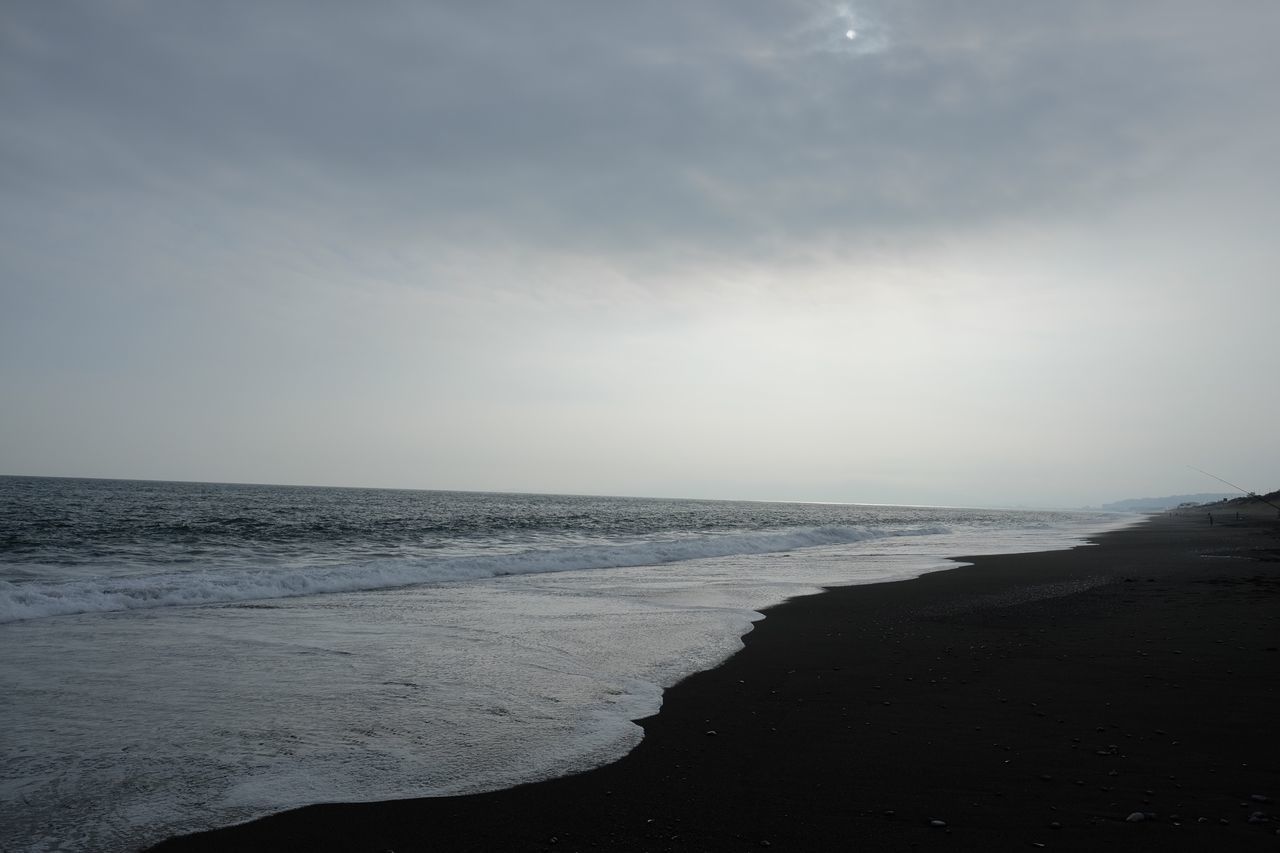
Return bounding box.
[0,476,1135,851]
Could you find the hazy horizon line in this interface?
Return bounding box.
[0,471,1116,512]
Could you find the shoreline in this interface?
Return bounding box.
[152,509,1279,851]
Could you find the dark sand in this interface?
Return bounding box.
[153,509,1280,851]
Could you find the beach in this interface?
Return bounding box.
[152,507,1280,851]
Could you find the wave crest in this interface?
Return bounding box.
[0,524,948,623]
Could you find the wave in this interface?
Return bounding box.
[0,524,948,624]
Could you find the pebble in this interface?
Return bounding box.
[1125,812,1145,822]
[928,819,947,828]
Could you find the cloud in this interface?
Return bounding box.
[6,0,1279,310]
[8,0,1276,276]
[3,1,1280,502]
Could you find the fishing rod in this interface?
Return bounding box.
[1187,465,1280,513]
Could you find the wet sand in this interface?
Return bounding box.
[152,509,1280,851]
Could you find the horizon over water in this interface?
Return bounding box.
[1,475,1137,851]
[0,471,1094,512]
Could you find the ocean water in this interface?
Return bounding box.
[0,476,1134,851]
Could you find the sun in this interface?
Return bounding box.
[845,29,857,40]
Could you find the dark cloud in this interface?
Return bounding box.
[6,0,1277,263]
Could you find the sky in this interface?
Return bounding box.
[2,1,1278,508]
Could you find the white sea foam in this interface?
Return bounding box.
[0,524,947,623]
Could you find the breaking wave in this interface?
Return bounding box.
[0,524,947,623]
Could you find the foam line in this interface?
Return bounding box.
[0,525,948,623]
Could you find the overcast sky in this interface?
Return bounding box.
[2,1,1277,507]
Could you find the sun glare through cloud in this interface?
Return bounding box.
[791,3,886,56]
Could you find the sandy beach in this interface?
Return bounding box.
[152,507,1280,851]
